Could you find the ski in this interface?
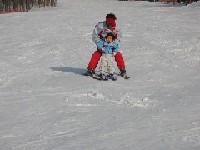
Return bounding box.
[123,75,130,79]
[82,72,102,80]
[82,72,129,80]
[82,72,92,77]
[117,73,130,79]
[82,72,118,81]
[93,74,111,81]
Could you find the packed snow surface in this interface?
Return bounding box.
[0,0,200,149]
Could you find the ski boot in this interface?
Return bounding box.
[84,69,95,77]
[120,69,130,79]
[120,69,126,77]
[108,74,117,81]
[99,74,108,81]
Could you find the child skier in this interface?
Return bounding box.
[97,32,119,80]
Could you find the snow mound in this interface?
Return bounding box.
[82,90,105,99]
[63,90,105,107]
[117,93,157,108]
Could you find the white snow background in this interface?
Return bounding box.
[0,0,200,149]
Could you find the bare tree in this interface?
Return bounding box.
[0,0,57,14]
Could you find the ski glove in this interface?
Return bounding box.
[112,52,117,57]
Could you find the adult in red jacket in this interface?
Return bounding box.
[87,13,127,77]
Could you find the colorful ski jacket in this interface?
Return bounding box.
[97,40,119,54]
[92,21,122,45]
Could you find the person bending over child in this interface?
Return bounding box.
[86,13,127,77]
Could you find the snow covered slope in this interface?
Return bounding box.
[0,0,200,149]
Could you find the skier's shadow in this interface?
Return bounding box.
[50,67,86,75]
